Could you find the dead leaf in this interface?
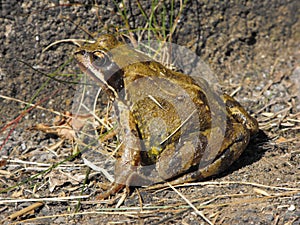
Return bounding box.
[45,170,84,192]
[11,189,23,198]
[0,159,7,167]
[275,136,287,144]
[30,111,94,141]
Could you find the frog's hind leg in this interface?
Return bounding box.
[166,150,237,186]
[164,122,250,187]
[222,94,258,135]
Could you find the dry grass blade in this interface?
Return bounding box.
[148,94,164,109]
[160,109,197,145]
[174,181,300,191]
[42,39,95,52]
[0,94,63,117]
[8,210,156,225]
[0,196,90,204]
[166,182,213,225]
[145,180,300,196]
[1,156,85,169]
[80,103,112,131]
[199,190,300,209]
[82,157,114,182]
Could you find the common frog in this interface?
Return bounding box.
[74,34,259,199]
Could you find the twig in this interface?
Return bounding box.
[7,202,44,220]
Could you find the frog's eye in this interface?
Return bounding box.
[91,51,111,69]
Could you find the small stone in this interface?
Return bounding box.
[287,204,295,211]
[265,213,274,221]
[21,142,27,150]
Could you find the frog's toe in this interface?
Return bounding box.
[96,183,125,200]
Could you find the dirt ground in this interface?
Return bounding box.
[0,1,299,224]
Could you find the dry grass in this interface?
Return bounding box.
[0,1,299,224]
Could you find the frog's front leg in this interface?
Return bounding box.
[97,101,141,199]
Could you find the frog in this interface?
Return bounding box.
[74,34,259,199]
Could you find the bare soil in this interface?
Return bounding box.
[0,1,299,224]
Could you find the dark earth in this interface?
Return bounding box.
[0,1,299,224]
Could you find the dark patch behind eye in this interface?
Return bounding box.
[92,51,124,98]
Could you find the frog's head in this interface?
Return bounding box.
[74,34,124,99]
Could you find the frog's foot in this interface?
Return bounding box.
[96,183,125,200]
